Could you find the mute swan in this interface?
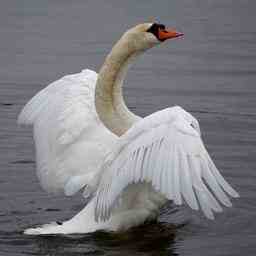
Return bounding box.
[18,23,239,235]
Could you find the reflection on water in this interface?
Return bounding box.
[33,222,180,256]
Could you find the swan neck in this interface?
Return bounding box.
[95,39,141,136]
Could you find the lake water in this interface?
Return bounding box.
[1,0,256,255]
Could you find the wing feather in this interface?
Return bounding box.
[94,106,239,222]
[206,152,239,198]
[166,144,175,200]
[201,158,232,207]
[18,69,117,194]
[173,145,182,205]
[179,147,199,210]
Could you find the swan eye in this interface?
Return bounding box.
[147,23,166,41]
[158,24,166,31]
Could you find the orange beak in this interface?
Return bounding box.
[158,29,184,41]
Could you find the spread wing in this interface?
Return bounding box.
[18,69,117,195]
[94,106,239,221]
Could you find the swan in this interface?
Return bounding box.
[18,23,239,235]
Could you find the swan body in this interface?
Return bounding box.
[18,23,239,235]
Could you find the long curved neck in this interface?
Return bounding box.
[95,36,142,136]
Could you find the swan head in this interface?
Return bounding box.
[119,23,184,53]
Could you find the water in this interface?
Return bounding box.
[1,0,256,255]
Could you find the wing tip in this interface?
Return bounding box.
[17,109,31,125]
[17,100,40,125]
[227,187,240,198]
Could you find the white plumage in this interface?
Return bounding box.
[18,23,239,235]
[94,106,238,222]
[18,69,117,195]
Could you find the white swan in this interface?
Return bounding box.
[18,23,239,235]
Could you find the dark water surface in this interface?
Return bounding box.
[1,0,256,255]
